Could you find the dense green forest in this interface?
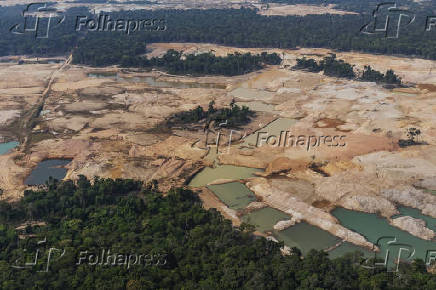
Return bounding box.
[2,5,436,60]
[1,177,436,289]
[73,47,282,76]
[294,54,402,84]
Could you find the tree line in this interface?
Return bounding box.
[73,46,282,76]
[294,54,402,84]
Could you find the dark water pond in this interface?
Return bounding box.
[25,159,72,185]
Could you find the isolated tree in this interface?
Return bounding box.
[230,98,236,108]
[208,100,216,114]
[385,69,401,84]
[361,65,384,82]
[406,127,421,143]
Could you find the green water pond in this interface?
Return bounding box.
[207,182,256,210]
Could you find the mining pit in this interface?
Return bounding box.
[1,44,436,258]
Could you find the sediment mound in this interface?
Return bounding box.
[391,216,435,240]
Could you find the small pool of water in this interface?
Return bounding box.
[0,141,19,155]
[274,222,340,255]
[25,159,72,186]
[332,207,436,268]
[207,182,256,210]
[242,207,289,233]
[189,165,261,187]
[229,87,275,101]
[328,242,373,259]
[88,72,118,78]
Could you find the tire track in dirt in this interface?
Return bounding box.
[20,54,72,150]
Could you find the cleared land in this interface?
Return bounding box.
[1,44,435,251]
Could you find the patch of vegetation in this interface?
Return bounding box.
[398,127,428,148]
[294,57,323,72]
[294,54,402,84]
[75,48,282,76]
[168,100,255,128]
[294,54,355,79]
[321,54,355,79]
[361,66,402,85]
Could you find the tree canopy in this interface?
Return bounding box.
[1,177,436,289]
[294,54,402,84]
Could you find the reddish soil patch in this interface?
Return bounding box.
[315,118,344,128]
[314,118,349,132]
[418,84,436,92]
[312,200,332,209]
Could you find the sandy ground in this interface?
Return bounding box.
[0,62,62,131]
[1,44,436,250]
[255,4,357,16]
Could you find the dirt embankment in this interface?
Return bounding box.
[246,178,377,251]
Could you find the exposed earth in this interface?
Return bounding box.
[1,43,435,252]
